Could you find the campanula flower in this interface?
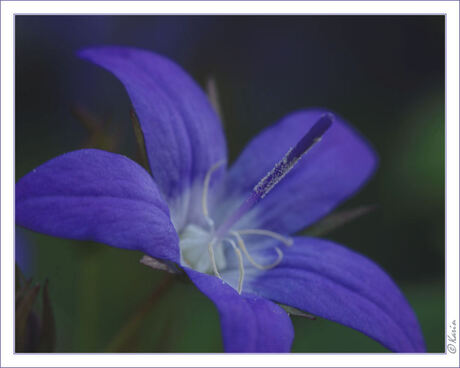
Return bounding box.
[16,47,425,353]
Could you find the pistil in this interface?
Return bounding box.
[200,113,333,290]
[214,113,333,240]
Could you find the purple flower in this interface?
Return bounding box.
[16,46,425,353]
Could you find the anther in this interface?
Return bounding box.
[231,231,283,270]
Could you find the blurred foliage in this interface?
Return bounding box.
[15,15,444,352]
[304,205,376,237]
[15,267,56,352]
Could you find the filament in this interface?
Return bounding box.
[202,160,226,228]
[207,238,222,279]
[223,238,245,294]
[230,231,283,270]
[236,229,293,247]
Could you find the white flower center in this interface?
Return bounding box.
[179,224,226,273]
[178,161,292,294]
[178,113,333,293]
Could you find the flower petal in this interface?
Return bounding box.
[246,237,425,352]
[217,109,377,234]
[15,227,35,277]
[78,47,227,230]
[16,149,179,262]
[185,268,294,352]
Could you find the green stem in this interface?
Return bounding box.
[105,274,175,352]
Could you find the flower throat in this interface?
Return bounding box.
[181,114,333,293]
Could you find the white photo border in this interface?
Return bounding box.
[2,1,459,367]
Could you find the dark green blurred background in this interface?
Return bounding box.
[15,15,444,352]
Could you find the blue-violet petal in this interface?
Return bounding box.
[186,268,294,352]
[246,236,426,352]
[218,109,377,234]
[79,46,227,230]
[16,149,179,262]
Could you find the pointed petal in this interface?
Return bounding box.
[185,268,294,352]
[246,237,425,352]
[16,149,179,262]
[79,47,227,229]
[217,109,377,234]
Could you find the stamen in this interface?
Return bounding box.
[231,231,283,270]
[202,160,226,229]
[223,238,244,294]
[236,229,293,247]
[215,114,333,239]
[207,238,222,279]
